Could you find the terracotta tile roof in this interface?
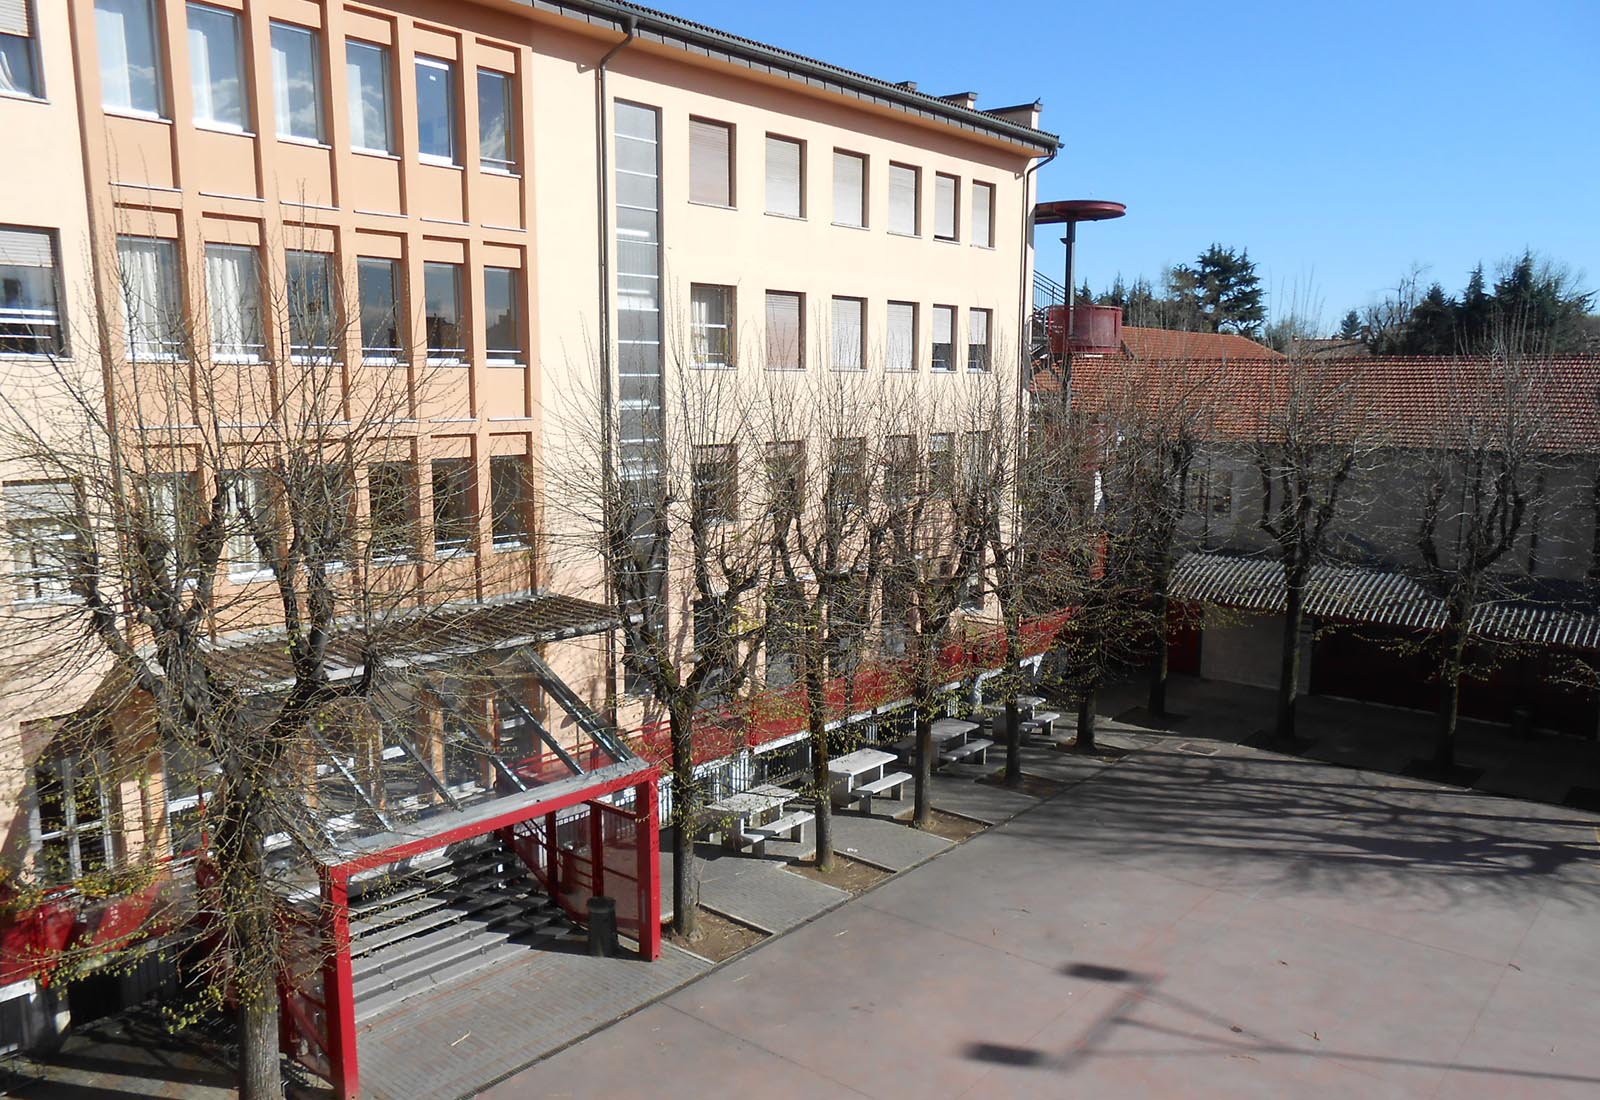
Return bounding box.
[1120,326,1283,362]
[1046,355,1600,453]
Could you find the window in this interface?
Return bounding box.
[96,0,164,115]
[694,596,733,694]
[888,163,919,236]
[32,747,115,884]
[345,41,393,154]
[765,585,800,688]
[690,283,733,369]
[225,469,270,577]
[118,236,182,359]
[882,573,911,657]
[0,228,63,356]
[968,308,991,371]
[368,461,416,558]
[692,443,737,524]
[357,256,401,362]
[832,150,865,227]
[931,304,955,372]
[431,458,474,553]
[5,481,81,601]
[483,267,521,364]
[689,117,733,207]
[305,466,352,562]
[187,4,246,130]
[287,250,335,359]
[145,472,200,578]
[0,0,40,98]
[884,433,917,503]
[928,431,953,490]
[1208,468,1234,516]
[203,244,263,361]
[270,22,324,143]
[478,69,516,173]
[971,181,995,248]
[765,135,802,217]
[423,261,463,362]
[764,290,802,371]
[830,296,864,371]
[830,436,867,511]
[767,440,805,517]
[415,57,456,164]
[161,737,215,857]
[887,301,916,373]
[934,173,959,241]
[489,454,531,548]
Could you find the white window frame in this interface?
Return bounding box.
[0,226,65,359]
[415,55,458,166]
[269,21,326,145]
[345,40,394,155]
[931,304,956,373]
[690,283,735,369]
[96,0,166,118]
[187,3,248,133]
[0,0,43,101]
[483,266,522,365]
[477,68,517,174]
[886,300,917,372]
[934,173,960,242]
[830,295,865,371]
[968,308,991,372]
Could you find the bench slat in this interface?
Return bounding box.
[856,771,911,796]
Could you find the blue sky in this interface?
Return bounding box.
[663,0,1599,331]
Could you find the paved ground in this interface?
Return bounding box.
[483,736,1600,1100]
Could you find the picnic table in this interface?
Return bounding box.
[828,748,909,813]
[706,785,806,853]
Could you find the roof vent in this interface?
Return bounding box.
[896,80,918,92]
[938,91,978,110]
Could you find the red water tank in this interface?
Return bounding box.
[1047,304,1122,355]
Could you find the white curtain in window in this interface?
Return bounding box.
[935,174,958,239]
[887,302,915,371]
[205,245,262,360]
[97,0,162,114]
[831,297,863,370]
[888,165,918,235]
[271,22,324,142]
[689,119,732,206]
[119,237,177,358]
[972,182,994,247]
[832,152,864,227]
[765,137,801,217]
[188,4,244,129]
[765,291,801,370]
[346,41,392,153]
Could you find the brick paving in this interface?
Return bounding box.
[357,939,709,1100]
[484,739,1600,1100]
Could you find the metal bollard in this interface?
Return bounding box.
[587,896,619,957]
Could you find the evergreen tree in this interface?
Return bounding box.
[1171,244,1265,335]
[1337,309,1363,340]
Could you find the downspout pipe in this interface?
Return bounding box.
[595,15,636,721]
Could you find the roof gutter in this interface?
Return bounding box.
[519,0,1059,154]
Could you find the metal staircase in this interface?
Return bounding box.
[347,838,581,1022]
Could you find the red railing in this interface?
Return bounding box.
[0,870,181,988]
[502,796,652,948]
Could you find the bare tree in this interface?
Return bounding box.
[542,328,767,939]
[0,219,480,1098]
[1250,357,1379,744]
[1412,353,1553,770]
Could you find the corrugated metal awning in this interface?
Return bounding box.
[1170,552,1600,650]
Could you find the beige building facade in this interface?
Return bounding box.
[0,0,1056,1054]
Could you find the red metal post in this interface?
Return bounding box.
[544,811,558,886]
[588,803,605,899]
[636,778,661,960]
[318,865,359,1100]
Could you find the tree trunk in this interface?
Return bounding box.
[667,705,698,939]
[1434,615,1467,769]
[1275,578,1305,744]
[1002,697,1022,787]
[808,718,834,871]
[1148,589,1170,718]
[912,696,933,827]
[1076,685,1097,753]
[237,986,282,1100]
[218,782,283,1100]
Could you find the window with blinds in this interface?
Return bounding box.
[931,304,955,372]
[765,290,803,370]
[690,117,734,207]
[968,308,991,371]
[0,0,39,98]
[830,296,864,370]
[887,301,916,372]
[934,173,959,240]
[4,479,82,601]
[971,181,995,247]
[888,163,919,236]
[832,150,866,227]
[765,135,802,217]
[0,226,63,356]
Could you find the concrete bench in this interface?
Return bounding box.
[851,770,911,814]
[939,738,993,767]
[1022,711,1062,739]
[748,810,815,844]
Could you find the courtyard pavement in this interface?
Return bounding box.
[483,735,1600,1100]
